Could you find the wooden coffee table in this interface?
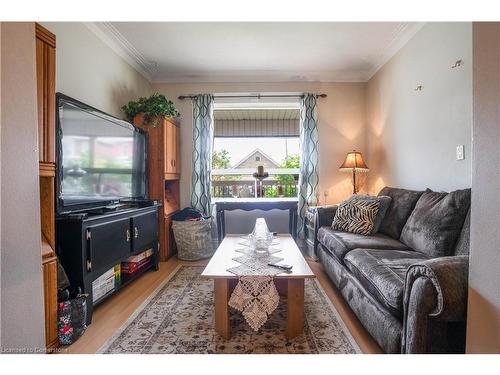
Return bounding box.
[201,234,315,340]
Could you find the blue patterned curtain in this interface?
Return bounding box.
[190,94,214,216]
[297,94,320,238]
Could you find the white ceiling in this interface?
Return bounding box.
[87,22,424,83]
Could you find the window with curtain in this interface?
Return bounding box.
[211,104,301,199]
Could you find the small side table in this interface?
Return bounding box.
[304,205,335,260]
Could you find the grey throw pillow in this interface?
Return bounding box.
[377,187,424,239]
[346,194,392,234]
[332,198,380,235]
[400,188,471,257]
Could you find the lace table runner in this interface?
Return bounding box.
[227,239,286,331]
[228,276,279,331]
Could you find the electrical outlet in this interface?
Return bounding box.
[456,145,465,161]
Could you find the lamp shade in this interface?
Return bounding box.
[339,150,369,171]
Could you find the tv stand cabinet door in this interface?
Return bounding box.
[131,210,158,254]
[88,217,131,274]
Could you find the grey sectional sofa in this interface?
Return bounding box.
[314,187,471,353]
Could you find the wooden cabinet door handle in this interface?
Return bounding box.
[134,227,139,239]
[126,229,131,242]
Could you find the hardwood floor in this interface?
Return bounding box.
[62,257,382,354]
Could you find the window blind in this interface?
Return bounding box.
[214,108,299,137]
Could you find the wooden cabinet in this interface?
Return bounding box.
[36,23,56,165]
[164,120,175,174]
[134,115,180,260]
[36,23,58,351]
[40,173,55,249]
[164,180,180,216]
[161,214,177,261]
[164,120,180,176]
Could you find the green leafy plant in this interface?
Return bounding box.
[212,149,231,169]
[122,92,180,127]
[276,154,300,197]
[212,149,241,182]
[276,154,300,185]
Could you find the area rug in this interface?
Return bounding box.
[98,265,361,354]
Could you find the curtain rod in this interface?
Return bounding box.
[177,93,327,100]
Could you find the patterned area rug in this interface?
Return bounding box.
[98,265,361,354]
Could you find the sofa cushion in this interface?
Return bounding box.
[372,196,392,234]
[346,194,392,234]
[400,188,471,258]
[344,249,429,317]
[378,187,424,239]
[317,227,410,263]
[332,198,380,235]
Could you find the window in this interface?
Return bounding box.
[211,103,300,199]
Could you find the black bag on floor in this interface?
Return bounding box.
[172,207,203,221]
[58,294,88,345]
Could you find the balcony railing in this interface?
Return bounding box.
[212,168,299,198]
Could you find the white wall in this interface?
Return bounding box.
[366,23,472,193]
[466,22,500,354]
[152,82,367,208]
[0,22,46,352]
[41,22,152,118]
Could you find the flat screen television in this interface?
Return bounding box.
[56,93,147,214]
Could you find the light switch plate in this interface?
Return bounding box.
[456,145,465,160]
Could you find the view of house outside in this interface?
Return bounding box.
[212,137,300,198]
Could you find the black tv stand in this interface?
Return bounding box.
[56,202,161,325]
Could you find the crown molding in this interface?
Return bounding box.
[365,22,426,81]
[84,22,156,82]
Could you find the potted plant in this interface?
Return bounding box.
[122,92,180,127]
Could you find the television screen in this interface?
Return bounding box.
[56,94,147,213]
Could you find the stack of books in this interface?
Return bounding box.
[121,249,153,276]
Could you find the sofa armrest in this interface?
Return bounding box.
[316,205,338,228]
[405,256,469,320]
[402,255,469,353]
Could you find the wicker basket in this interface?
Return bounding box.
[172,218,214,261]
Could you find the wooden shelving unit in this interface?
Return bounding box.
[134,114,181,261]
[35,23,58,351]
